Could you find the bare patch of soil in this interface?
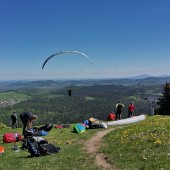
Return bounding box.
[85,128,118,170]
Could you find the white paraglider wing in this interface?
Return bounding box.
[42,50,93,69]
[107,115,146,126]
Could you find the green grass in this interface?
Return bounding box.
[0,125,102,170]
[101,115,170,170]
[0,116,169,170]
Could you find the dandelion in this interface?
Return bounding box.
[154,139,162,145]
[142,156,147,160]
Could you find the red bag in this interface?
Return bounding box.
[3,133,22,143]
[55,124,63,129]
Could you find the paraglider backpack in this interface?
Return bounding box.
[74,124,86,133]
[117,104,123,111]
[3,133,22,143]
[27,138,40,157]
[88,118,101,129]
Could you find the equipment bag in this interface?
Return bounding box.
[42,143,60,155]
[38,123,53,132]
[27,138,40,157]
[74,124,86,133]
[88,118,101,129]
[27,137,60,157]
[55,124,63,129]
[83,120,89,126]
[21,137,48,150]
[24,129,39,138]
[39,130,48,136]
[3,133,22,143]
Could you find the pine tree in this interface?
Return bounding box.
[157,82,170,115]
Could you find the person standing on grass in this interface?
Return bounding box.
[128,102,135,118]
[19,112,38,136]
[11,112,18,128]
[115,101,125,120]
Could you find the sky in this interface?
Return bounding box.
[0,0,170,80]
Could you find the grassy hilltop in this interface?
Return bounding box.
[0,79,169,169]
[0,115,169,170]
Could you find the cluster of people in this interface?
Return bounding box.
[11,111,38,136]
[107,101,135,121]
[11,101,135,135]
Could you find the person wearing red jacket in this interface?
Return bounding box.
[128,102,135,118]
[107,112,116,121]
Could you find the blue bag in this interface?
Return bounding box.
[39,130,48,136]
[83,120,89,126]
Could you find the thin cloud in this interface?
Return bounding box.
[0,67,170,80]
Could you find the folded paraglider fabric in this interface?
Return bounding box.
[107,115,146,126]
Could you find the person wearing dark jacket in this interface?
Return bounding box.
[11,112,18,128]
[20,112,38,136]
[115,101,125,120]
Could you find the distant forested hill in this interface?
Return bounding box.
[0,82,164,126]
[0,76,170,92]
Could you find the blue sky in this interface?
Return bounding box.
[0,0,170,80]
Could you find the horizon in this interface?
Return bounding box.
[0,74,170,82]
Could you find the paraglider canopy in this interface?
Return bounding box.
[42,50,93,70]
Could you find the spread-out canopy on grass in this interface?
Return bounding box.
[107,115,146,126]
[42,50,93,69]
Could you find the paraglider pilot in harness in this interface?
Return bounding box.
[67,89,73,97]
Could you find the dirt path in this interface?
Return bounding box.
[85,128,118,170]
